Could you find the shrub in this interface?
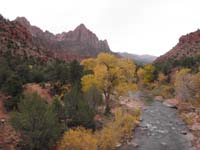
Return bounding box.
[57,127,97,150]
[10,92,62,150]
[97,123,121,150]
[58,109,140,150]
[4,96,20,111]
[64,85,95,129]
[28,67,44,83]
[2,74,23,96]
[51,98,66,121]
[158,72,168,83]
[113,109,139,138]
[137,64,155,86]
[84,85,103,112]
[69,60,83,86]
[2,74,23,110]
[97,109,139,150]
[175,69,200,102]
[152,84,174,99]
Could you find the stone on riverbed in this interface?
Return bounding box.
[155,96,163,101]
[190,123,200,131]
[163,99,179,108]
[185,132,195,141]
[127,141,139,147]
[181,130,188,135]
[115,142,122,147]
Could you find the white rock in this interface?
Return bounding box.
[127,141,139,147]
[161,142,167,146]
[115,143,122,147]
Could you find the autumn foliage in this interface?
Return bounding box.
[81,53,137,113]
[57,127,97,150]
[57,109,140,150]
[175,68,200,103]
[137,64,155,86]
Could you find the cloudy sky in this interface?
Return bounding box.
[1,0,200,56]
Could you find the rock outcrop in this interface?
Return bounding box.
[0,15,52,61]
[155,29,200,63]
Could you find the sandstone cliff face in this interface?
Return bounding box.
[155,30,200,63]
[0,15,51,61]
[15,17,110,57]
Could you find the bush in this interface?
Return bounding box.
[57,109,140,150]
[69,60,83,85]
[137,64,155,86]
[2,74,23,96]
[10,92,62,150]
[84,85,103,112]
[29,67,44,83]
[64,85,95,129]
[175,69,200,102]
[57,127,97,150]
[152,84,174,99]
[4,96,20,111]
[97,109,139,150]
[97,123,121,150]
[51,98,66,121]
[2,74,23,110]
[0,57,11,87]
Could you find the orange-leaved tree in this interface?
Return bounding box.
[81,53,137,113]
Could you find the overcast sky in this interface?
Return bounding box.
[1,0,200,56]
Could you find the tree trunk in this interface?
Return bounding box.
[105,93,110,114]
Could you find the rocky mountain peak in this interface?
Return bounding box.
[11,16,111,58]
[15,17,31,28]
[75,23,87,30]
[0,14,4,20]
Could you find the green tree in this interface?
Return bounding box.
[64,85,95,129]
[2,73,23,97]
[10,93,62,150]
[69,60,83,86]
[0,57,10,87]
[51,98,66,122]
[44,60,69,83]
[84,85,103,112]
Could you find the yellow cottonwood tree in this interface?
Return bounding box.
[137,64,155,86]
[81,53,137,113]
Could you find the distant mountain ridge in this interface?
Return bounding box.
[14,17,110,57]
[118,52,157,64]
[0,14,111,61]
[155,29,200,63]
